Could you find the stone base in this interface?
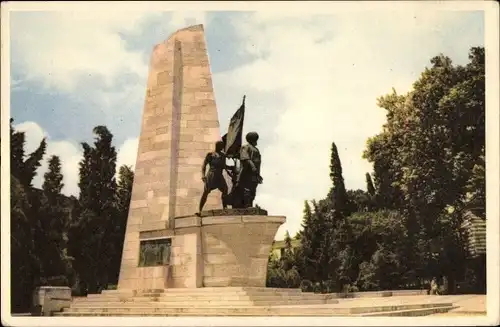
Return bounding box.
[119,214,285,290]
[197,215,284,287]
[32,286,72,316]
[175,214,285,288]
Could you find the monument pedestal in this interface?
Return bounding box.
[195,214,285,288]
[120,214,285,291]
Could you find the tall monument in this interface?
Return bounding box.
[117,25,285,291]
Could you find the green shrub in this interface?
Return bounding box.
[300,280,313,292]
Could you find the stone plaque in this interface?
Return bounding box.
[138,238,172,267]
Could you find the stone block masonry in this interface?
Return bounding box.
[118,24,222,290]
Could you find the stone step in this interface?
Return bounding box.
[87,289,305,299]
[70,299,328,307]
[145,289,305,296]
[72,297,331,307]
[60,302,452,316]
[81,292,314,303]
[76,293,323,302]
[55,312,346,316]
[348,303,453,315]
[107,287,303,294]
[71,301,255,307]
[134,287,302,293]
[150,294,324,302]
[55,304,454,317]
[357,306,456,317]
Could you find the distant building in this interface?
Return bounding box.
[461,208,486,258]
[270,238,301,259]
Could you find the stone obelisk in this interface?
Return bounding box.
[117,25,222,290]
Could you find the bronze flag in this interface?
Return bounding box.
[222,96,246,158]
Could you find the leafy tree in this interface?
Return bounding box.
[464,148,485,216]
[346,189,371,213]
[353,210,408,290]
[363,47,485,289]
[267,231,301,288]
[363,92,406,210]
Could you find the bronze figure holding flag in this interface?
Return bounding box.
[233,131,263,208]
[198,140,234,214]
[198,95,264,213]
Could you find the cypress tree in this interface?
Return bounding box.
[109,165,134,285]
[282,230,294,271]
[299,200,325,283]
[10,119,46,312]
[329,142,349,217]
[38,155,72,285]
[69,126,118,294]
[365,172,377,211]
[325,142,355,290]
[366,173,376,197]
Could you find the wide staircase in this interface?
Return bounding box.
[55,287,456,316]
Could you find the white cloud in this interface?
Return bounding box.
[10,11,210,115]
[10,12,151,93]
[213,10,484,239]
[13,121,48,154]
[44,141,83,196]
[10,11,209,92]
[169,11,209,30]
[15,121,82,196]
[116,137,139,172]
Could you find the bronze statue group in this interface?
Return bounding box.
[197,95,263,215]
[198,131,263,215]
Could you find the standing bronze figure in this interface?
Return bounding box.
[198,141,234,214]
[232,132,263,208]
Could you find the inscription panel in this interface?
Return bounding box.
[138,238,172,267]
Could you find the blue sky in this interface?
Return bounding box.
[8,5,485,238]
